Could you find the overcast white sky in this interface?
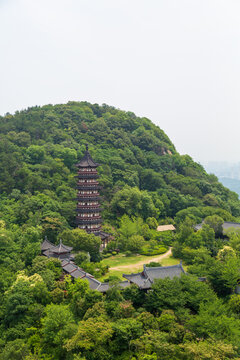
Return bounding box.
[0,0,240,163]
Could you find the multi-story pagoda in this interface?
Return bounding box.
[75,145,110,247]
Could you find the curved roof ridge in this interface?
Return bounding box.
[76,144,100,168]
[51,240,73,254]
[41,237,55,251]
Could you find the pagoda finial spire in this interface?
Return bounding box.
[86,143,89,151]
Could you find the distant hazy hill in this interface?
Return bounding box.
[218,177,240,197]
[204,161,240,180]
[204,162,240,197]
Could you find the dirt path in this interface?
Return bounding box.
[109,247,172,271]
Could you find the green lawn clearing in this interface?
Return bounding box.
[100,249,181,281]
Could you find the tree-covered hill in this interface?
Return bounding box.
[0,101,240,232]
[3,102,240,359]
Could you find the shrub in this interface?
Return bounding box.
[125,234,145,253]
[104,275,121,283]
[125,251,132,257]
[74,251,90,266]
[147,261,162,267]
[112,251,117,256]
[102,253,112,258]
[140,245,167,256]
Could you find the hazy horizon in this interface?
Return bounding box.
[1,0,240,164]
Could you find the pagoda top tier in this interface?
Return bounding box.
[76,144,100,168]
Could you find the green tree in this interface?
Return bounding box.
[204,215,224,237]
[59,228,101,261]
[41,304,77,357]
[65,317,113,355]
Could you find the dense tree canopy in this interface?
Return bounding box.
[1,102,240,359]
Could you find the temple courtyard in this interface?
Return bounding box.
[100,248,181,280]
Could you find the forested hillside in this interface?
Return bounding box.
[1,101,240,229]
[2,102,240,359]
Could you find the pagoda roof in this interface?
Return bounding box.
[50,239,73,254]
[76,144,100,168]
[41,237,55,252]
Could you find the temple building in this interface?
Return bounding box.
[40,237,129,293]
[123,263,185,290]
[41,237,74,261]
[75,144,110,247]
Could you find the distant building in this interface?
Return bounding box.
[75,144,110,248]
[157,224,176,232]
[123,263,185,290]
[40,237,129,293]
[194,221,240,232]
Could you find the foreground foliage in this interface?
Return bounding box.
[1,102,240,358]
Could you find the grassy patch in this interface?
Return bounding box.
[160,257,180,266]
[100,251,182,281]
[101,253,156,268]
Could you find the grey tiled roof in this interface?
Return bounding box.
[123,273,152,289]
[97,282,110,292]
[41,239,55,251]
[194,221,240,231]
[123,263,185,289]
[41,239,72,256]
[40,239,131,293]
[42,249,52,257]
[71,268,87,279]
[222,222,240,230]
[62,262,78,274]
[96,280,131,293]
[61,259,70,267]
[86,276,101,290]
[51,240,72,254]
[144,263,185,281]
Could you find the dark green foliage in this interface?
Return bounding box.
[1,102,240,359]
[0,101,238,230]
